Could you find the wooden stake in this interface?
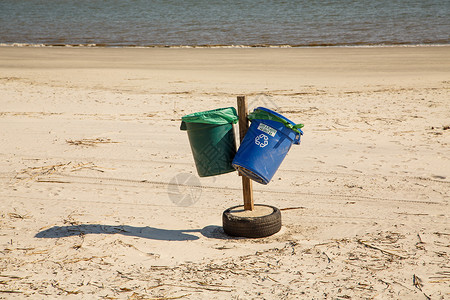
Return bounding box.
[237,96,254,211]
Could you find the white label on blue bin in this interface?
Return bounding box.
[255,134,269,148]
[257,123,276,137]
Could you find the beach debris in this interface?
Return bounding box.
[413,274,432,300]
[429,125,450,135]
[63,211,82,226]
[0,76,22,82]
[0,290,23,294]
[8,212,30,219]
[429,270,450,283]
[69,162,107,172]
[0,275,23,280]
[72,234,85,250]
[3,247,35,253]
[27,249,50,255]
[433,232,450,237]
[13,162,107,183]
[128,291,191,300]
[51,282,81,295]
[62,255,107,264]
[66,137,118,147]
[116,240,160,258]
[416,233,426,250]
[357,239,408,259]
[0,111,62,118]
[150,283,233,293]
[430,125,450,130]
[412,274,423,290]
[1,228,448,299]
[280,206,306,211]
[14,162,71,182]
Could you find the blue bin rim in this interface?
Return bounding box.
[255,107,296,126]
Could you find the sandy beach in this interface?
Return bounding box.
[0,46,449,299]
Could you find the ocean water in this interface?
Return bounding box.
[0,0,449,47]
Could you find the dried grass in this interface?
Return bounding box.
[8,212,30,219]
[0,290,22,294]
[66,138,118,147]
[13,162,107,183]
[357,240,409,259]
[116,240,160,258]
[62,255,107,264]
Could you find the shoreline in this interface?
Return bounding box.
[1,43,450,49]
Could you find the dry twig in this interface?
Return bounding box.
[62,255,107,264]
[413,274,423,291]
[357,239,408,259]
[280,206,306,211]
[66,138,118,147]
[0,290,22,294]
[8,212,30,219]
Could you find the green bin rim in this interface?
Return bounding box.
[181,107,238,130]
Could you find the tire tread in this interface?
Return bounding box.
[222,205,282,238]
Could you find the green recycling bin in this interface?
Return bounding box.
[180,107,238,177]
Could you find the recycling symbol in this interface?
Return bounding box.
[255,134,269,148]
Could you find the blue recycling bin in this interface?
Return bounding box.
[232,107,303,185]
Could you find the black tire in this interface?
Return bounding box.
[222,204,282,238]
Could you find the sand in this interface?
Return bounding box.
[228,205,274,218]
[0,46,449,299]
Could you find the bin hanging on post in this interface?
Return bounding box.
[222,96,283,238]
[180,107,238,177]
[232,107,304,185]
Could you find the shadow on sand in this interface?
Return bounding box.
[35,224,235,241]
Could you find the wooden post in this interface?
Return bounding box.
[237,96,254,211]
